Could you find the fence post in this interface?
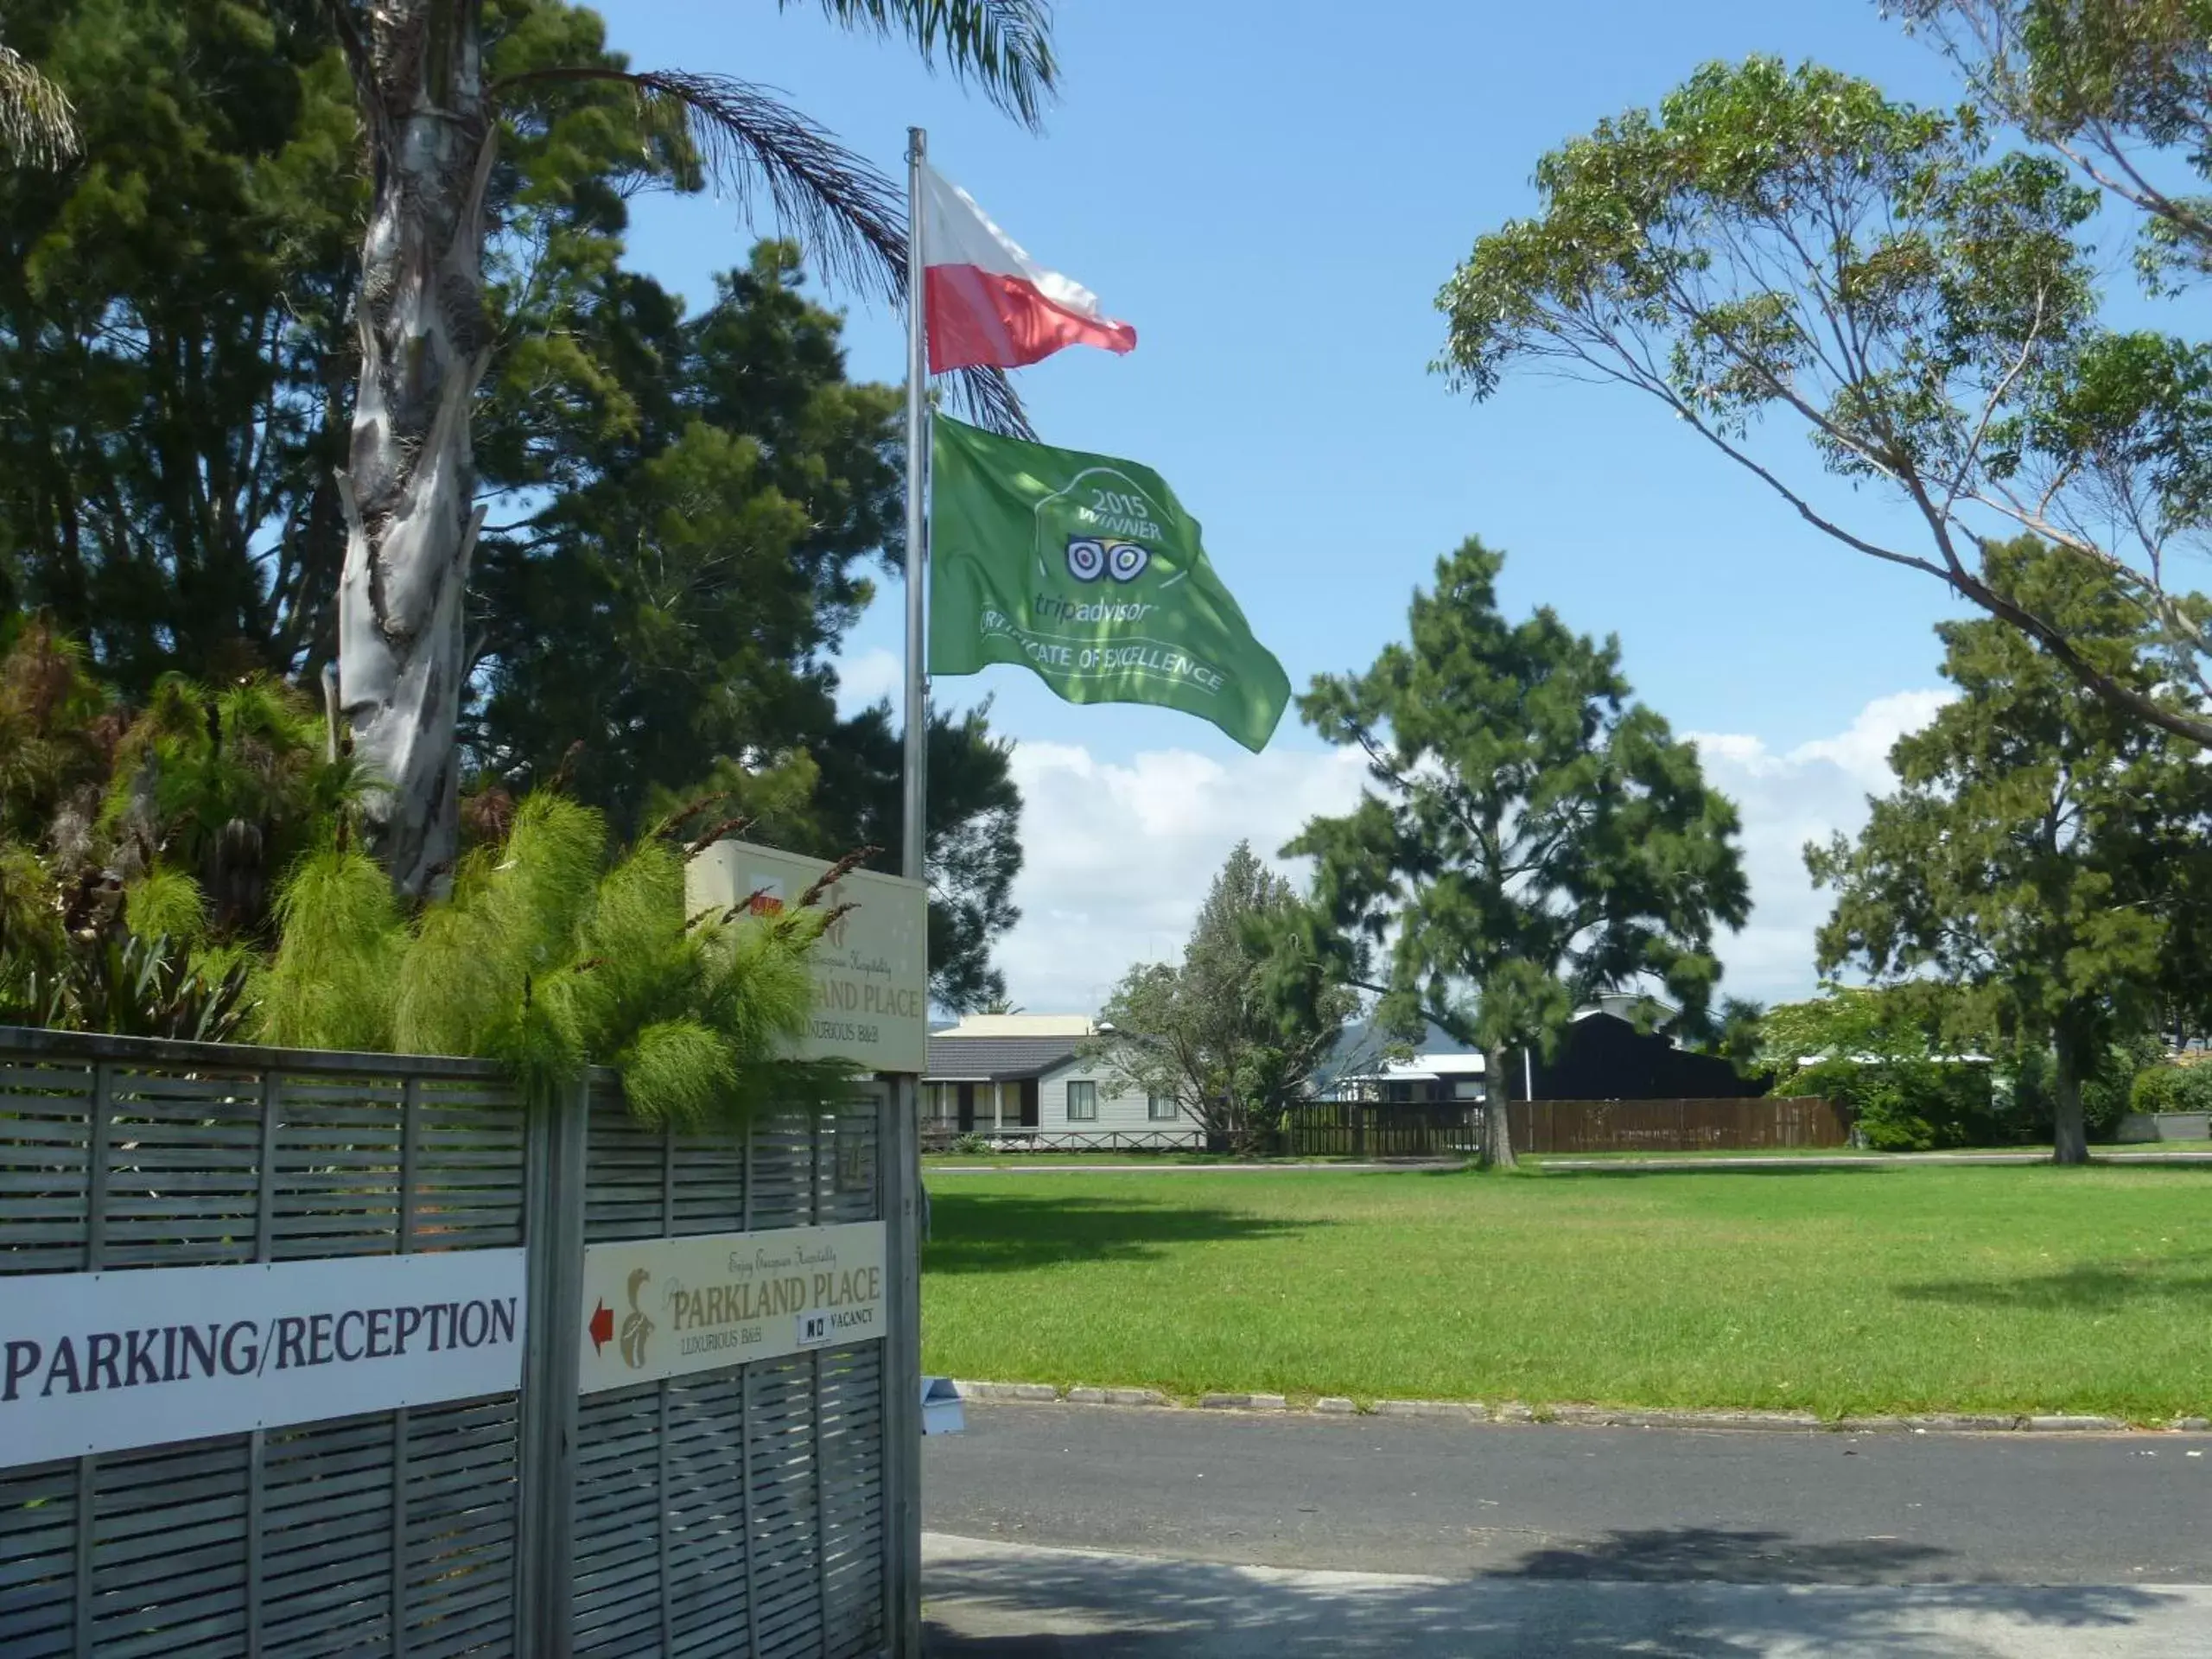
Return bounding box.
[880,1075,923,1656]
[515,1081,552,1655]
[72,1061,112,1655]
[245,1066,281,1659]
[518,1076,588,1659]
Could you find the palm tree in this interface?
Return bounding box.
[321,0,1052,896]
[0,42,79,167]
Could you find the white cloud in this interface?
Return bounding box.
[833,648,901,715]
[986,690,1952,1019]
[995,742,1370,1014]
[1686,690,1953,1007]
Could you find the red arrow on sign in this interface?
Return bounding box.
[588,1300,613,1355]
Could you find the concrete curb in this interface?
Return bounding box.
[947,1382,2209,1435]
[1370,1399,1486,1422]
[1063,1385,1176,1408]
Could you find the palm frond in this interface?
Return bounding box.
[492,65,1028,435]
[635,69,907,301]
[791,0,1058,130]
[0,44,79,168]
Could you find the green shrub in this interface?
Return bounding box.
[2177,1064,2212,1114]
[254,796,853,1124]
[2133,1062,2212,1116]
[3,629,366,1034]
[2131,1065,2186,1116]
[2003,1033,2164,1141]
[1792,1057,1999,1150]
[1759,986,2008,1148]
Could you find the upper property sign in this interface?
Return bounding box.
[688,840,927,1075]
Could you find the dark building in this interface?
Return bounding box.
[1324,1000,1766,1105]
[1505,1004,1766,1103]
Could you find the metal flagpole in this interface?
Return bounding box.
[884,122,929,1659]
[900,126,930,885]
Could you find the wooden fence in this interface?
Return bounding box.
[1272,1102,1481,1159]
[919,1128,1205,1154]
[1504,1096,1850,1154]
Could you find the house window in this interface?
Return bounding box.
[1147,1091,1179,1121]
[1066,1080,1097,1122]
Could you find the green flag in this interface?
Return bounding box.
[928,417,1291,752]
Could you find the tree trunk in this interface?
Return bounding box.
[1484,1046,1516,1170]
[336,3,496,898]
[2050,1027,2091,1166]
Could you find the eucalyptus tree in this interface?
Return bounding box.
[320,0,1049,893]
[1440,55,2212,748]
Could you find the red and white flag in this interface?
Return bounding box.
[920,162,1136,373]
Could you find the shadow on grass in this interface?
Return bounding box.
[1525,1162,1896,1179]
[1894,1249,2212,1311]
[923,1528,2170,1657]
[922,1192,1326,1275]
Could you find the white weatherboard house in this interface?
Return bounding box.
[1331,1052,1488,1105]
[921,1014,1200,1147]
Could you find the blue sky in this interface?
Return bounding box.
[594,1,2030,1012]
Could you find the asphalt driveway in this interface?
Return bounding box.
[922,1403,2212,1656]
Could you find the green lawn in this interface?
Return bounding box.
[1521,1143,2212,1162]
[925,1151,1233,1168]
[919,1164,2212,1421]
[921,1151,1390,1169]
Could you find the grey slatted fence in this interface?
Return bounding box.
[0,1027,903,1659]
[561,1084,887,1659]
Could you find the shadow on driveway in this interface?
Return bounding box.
[922,1529,2183,1657]
[1506,1525,1956,1584]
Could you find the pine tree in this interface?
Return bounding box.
[1291,537,1750,1169]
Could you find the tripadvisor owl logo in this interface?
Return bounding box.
[1065,535,1152,584]
[1035,465,1171,590]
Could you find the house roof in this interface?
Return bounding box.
[925,1033,1084,1083]
[934,1014,1096,1039]
[1342,1052,1488,1084]
[1574,990,1682,1025]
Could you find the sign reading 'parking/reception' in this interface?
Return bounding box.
[0,1249,527,1465]
[576,1223,887,1395]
